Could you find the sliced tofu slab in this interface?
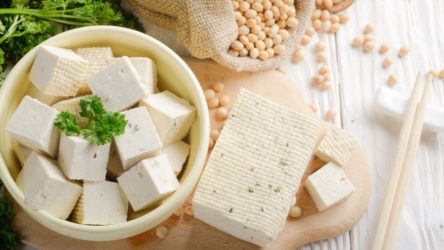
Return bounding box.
[192,89,322,247]
[129,57,157,94]
[140,91,196,146]
[22,152,82,219]
[72,181,128,225]
[6,96,60,157]
[117,154,179,211]
[305,162,355,212]
[315,125,357,167]
[29,45,88,97]
[160,140,190,175]
[88,56,147,111]
[76,47,113,95]
[58,134,110,182]
[114,107,162,170]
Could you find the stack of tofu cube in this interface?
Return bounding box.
[7,45,196,225]
[305,125,357,212]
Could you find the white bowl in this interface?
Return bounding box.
[0,26,209,241]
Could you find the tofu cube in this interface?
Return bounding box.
[160,140,190,175]
[114,107,162,170]
[117,154,179,211]
[315,126,357,167]
[6,96,60,157]
[106,143,125,180]
[13,142,33,166]
[58,134,110,182]
[140,91,196,145]
[26,84,65,106]
[88,56,147,111]
[129,57,157,94]
[29,45,88,97]
[192,89,321,247]
[22,152,82,219]
[52,96,90,127]
[305,162,355,211]
[76,47,113,95]
[72,181,128,225]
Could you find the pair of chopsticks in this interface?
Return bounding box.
[372,72,434,250]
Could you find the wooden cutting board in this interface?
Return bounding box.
[13,59,371,250]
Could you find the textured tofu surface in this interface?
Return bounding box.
[52,95,90,127]
[76,47,113,95]
[160,140,190,175]
[72,181,128,225]
[114,107,162,169]
[192,89,321,247]
[23,152,82,219]
[315,126,357,167]
[140,91,196,145]
[6,96,60,157]
[305,162,355,212]
[29,45,88,96]
[117,154,179,211]
[88,56,147,111]
[58,134,110,182]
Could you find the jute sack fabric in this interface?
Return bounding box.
[128,0,314,72]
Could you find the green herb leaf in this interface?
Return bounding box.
[54,111,81,136]
[55,96,126,145]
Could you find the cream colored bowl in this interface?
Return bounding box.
[0,26,209,241]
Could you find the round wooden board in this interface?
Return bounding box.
[13,59,371,250]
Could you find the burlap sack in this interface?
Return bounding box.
[128,0,314,72]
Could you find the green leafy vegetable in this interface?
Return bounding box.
[54,111,81,136]
[0,181,21,250]
[54,96,127,145]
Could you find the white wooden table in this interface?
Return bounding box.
[132,0,444,249]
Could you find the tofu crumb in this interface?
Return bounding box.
[289,206,302,218]
[155,226,168,239]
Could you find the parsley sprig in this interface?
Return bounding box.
[54,96,127,145]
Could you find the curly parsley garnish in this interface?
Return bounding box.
[54,95,126,145]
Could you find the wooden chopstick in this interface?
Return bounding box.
[372,73,432,250]
[381,73,433,249]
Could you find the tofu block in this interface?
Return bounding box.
[26,84,65,106]
[76,47,113,95]
[129,57,157,94]
[88,56,147,111]
[23,152,82,219]
[315,126,357,167]
[114,107,163,170]
[106,143,125,180]
[52,96,90,127]
[58,134,110,182]
[305,162,355,211]
[140,91,196,145]
[160,140,190,175]
[29,45,88,96]
[13,142,33,166]
[192,89,321,247]
[72,181,128,225]
[117,154,179,211]
[6,96,60,157]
